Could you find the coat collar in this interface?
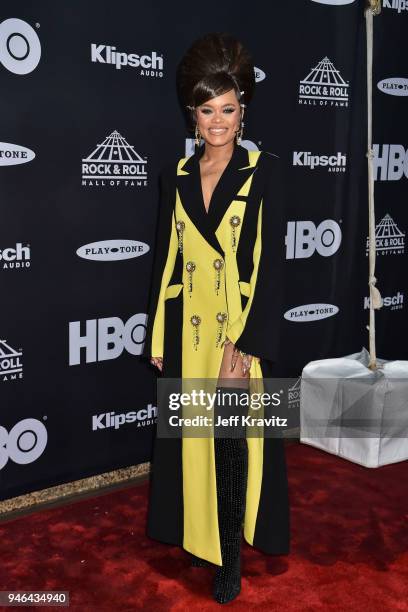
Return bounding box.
[176,143,258,256]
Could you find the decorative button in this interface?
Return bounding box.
[215,311,228,347]
[213,258,224,294]
[176,220,185,253]
[229,215,241,252]
[185,261,196,296]
[190,314,201,350]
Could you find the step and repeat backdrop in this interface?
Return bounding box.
[1,1,407,501]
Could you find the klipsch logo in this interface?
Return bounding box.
[366,214,405,256]
[377,78,408,96]
[0,18,41,74]
[286,220,342,259]
[0,243,31,270]
[82,130,147,187]
[382,0,408,12]
[299,57,349,107]
[92,405,157,431]
[373,145,408,181]
[293,151,346,172]
[69,314,147,365]
[91,44,163,77]
[0,339,23,382]
[0,418,47,470]
[0,143,35,166]
[364,291,404,311]
[77,240,149,261]
[284,304,339,322]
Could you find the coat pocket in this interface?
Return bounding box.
[164,283,183,300]
[238,281,251,298]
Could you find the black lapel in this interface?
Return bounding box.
[176,143,258,256]
[205,144,258,236]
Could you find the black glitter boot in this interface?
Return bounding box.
[213,386,249,604]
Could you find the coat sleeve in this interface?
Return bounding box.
[142,164,178,360]
[226,155,287,365]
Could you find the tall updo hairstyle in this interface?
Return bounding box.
[176,32,256,133]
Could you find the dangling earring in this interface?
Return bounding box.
[236,121,244,145]
[195,124,201,146]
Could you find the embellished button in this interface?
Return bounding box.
[190,314,201,350]
[215,311,228,347]
[230,215,241,228]
[176,220,185,253]
[229,215,241,252]
[185,261,196,296]
[213,258,224,294]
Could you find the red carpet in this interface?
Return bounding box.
[1,443,407,611]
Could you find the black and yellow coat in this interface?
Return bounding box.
[142,142,290,565]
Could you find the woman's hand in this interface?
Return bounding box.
[222,337,259,377]
[150,357,163,372]
[231,349,259,376]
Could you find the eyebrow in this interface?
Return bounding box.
[200,102,237,108]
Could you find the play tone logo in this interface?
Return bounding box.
[82,130,147,187]
[382,0,408,12]
[77,239,149,261]
[254,66,266,82]
[364,291,404,311]
[293,151,346,172]
[366,214,405,256]
[91,44,163,77]
[284,304,339,322]
[0,18,41,75]
[0,339,23,382]
[377,78,408,96]
[0,142,35,166]
[299,57,349,107]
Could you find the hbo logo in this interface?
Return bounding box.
[69,313,147,365]
[373,144,408,181]
[0,419,48,470]
[285,220,342,259]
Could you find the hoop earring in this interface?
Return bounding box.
[236,121,244,145]
[195,124,201,146]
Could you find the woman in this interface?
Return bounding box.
[142,32,290,604]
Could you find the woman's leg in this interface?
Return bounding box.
[189,343,250,570]
[211,341,249,603]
